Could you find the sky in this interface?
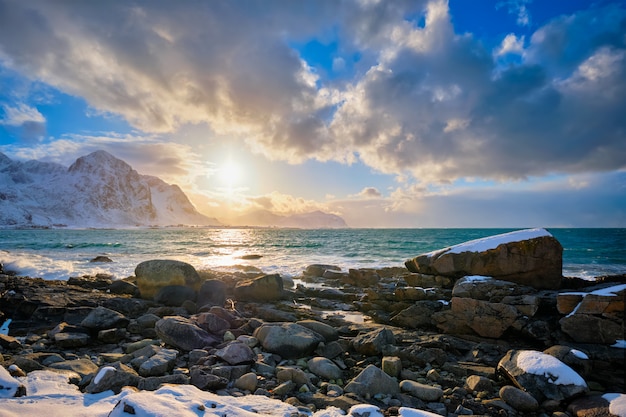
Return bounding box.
[0,0,625,228]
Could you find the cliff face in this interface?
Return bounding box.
[0,150,220,228]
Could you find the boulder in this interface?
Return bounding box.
[296,320,339,342]
[48,359,99,379]
[84,363,140,394]
[81,306,129,330]
[196,279,227,308]
[399,380,443,401]
[499,385,539,412]
[344,365,400,397]
[434,297,521,338]
[304,264,341,277]
[390,301,442,329]
[138,347,178,377]
[560,314,623,345]
[497,349,588,402]
[351,328,395,356]
[135,259,202,300]
[154,285,197,306]
[405,228,563,289]
[568,394,626,417]
[234,274,284,302]
[215,342,255,365]
[307,357,342,380]
[253,322,324,359]
[155,316,220,351]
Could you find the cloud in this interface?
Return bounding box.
[496,0,532,27]
[0,103,46,143]
[0,0,624,186]
[353,186,382,199]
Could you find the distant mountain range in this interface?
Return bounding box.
[0,150,347,229]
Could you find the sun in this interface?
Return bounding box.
[218,160,242,186]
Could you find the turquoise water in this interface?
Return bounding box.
[0,228,624,280]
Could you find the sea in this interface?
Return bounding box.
[0,228,624,282]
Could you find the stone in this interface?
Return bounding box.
[465,375,493,393]
[399,380,443,401]
[81,306,129,330]
[434,297,520,338]
[234,274,284,302]
[109,280,140,296]
[195,313,230,334]
[48,359,99,379]
[138,374,189,391]
[351,328,395,356]
[344,365,400,397]
[343,269,380,287]
[559,314,623,344]
[155,316,220,351]
[154,285,197,306]
[84,363,140,394]
[381,356,402,378]
[296,320,339,342]
[135,259,202,300]
[189,366,228,390]
[304,264,341,277]
[390,301,441,329]
[138,347,178,377]
[98,328,126,343]
[234,372,258,392]
[0,333,23,350]
[567,394,619,417]
[307,357,342,380]
[499,385,539,412]
[253,322,324,359]
[497,349,588,402]
[276,367,310,386]
[54,332,90,348]
[405,229,563,289]
[196,279,227,308]
[215,342,255,365]
[90,256,113,263]
[543,345,591,378]
[315,340,345,359]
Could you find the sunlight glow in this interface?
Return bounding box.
[218,160,243,186]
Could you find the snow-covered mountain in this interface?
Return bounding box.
[228,209,348,228]
[0,150,220,228]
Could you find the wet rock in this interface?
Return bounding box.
[304,264,341,277]
[135,259,202,300]
[344,365,400,397]
[399,380,443,401]
[499,385,539,412]
[253,322,324,359]
[90,256,113,263]
[215,341,255,365]
[405,228,563,289]
[80,306,129,331]
[497,349,588,402]
[155,315,220,351]
[154,285,196,307]
[234,274,285,302]
[352,328,395,356]
[307,357,342,380]
[196,279,227,308]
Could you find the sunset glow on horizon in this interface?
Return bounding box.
[0,0,625,227]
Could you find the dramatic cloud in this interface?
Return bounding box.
[0,0,624,187]
[0,103,46,143]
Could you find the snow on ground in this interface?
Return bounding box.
[561,283,626,297]
[0,370,446,417]
[425,228,552,257]
[569,349,589,360]
[603,393,626,417]
[516,351,587,386]
[611,340,626,349]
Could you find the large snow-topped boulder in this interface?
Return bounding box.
[497,349,588,402]
[405,228,563,289]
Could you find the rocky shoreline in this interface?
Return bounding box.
[1,231,625,417]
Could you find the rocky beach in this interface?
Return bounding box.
[1,229,625,417]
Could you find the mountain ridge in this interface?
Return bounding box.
[0,151,348,229]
